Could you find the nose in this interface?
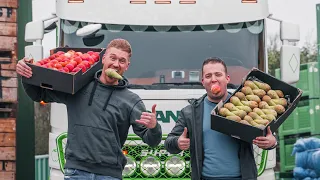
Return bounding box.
[112,60,120,68]
[211,77,218,83]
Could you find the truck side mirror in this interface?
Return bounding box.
[25,20,44,42]
[280,22,300,84]
[24,15,58,61]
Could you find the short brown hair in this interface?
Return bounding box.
[106,38,132,57]
[202,57,228,75]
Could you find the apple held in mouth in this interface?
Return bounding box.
[105,68,123,80]
[211,84,221,94]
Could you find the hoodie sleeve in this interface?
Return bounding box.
[164,107,188,154]
[22,82,68,104]
[130,100,162,148]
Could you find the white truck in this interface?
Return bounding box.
[25,0,301,179]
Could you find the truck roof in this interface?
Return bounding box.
[57,0,269,25]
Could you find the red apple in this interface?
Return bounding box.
[50,60,58,64]
[72,67,81,73]
[87,51,95,55]
[81,61,91,69]
[65,64,74,71]
[74,57,82,64]
[63,67,70,73]
[55,63,62,69]
[77,64,87,73]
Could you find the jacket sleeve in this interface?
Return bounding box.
[130,100,162,148]
[164,107,188,154]
[22,81,69,104]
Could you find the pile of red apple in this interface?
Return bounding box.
[33,50,100,74]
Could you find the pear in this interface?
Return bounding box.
[254,119,269,125]
[272,105,286,114]
[224,103,240,111]
[244,115,254,122]
[275,90,284,98]
[259,102,285,115]
[259,101,271,109]
[241,101,259,109]
[246,95,261,103]
[248,112,262,120]
[240,120,251,126]
[261,109,278,117]
[236,106,252,113]
[230,96,244,106]
[105,68,123,80]
[235,92,248,101]
[241,86,254,95]
[232,110,247,119]
[253,108,266,116]
[267,90,279,99]
[226,116,242,122]
[260,114,276,122]
[271,98,288,107]
[252,89,266,98]
[250,120,259,126]
[244,80,259,90]
[262,95,277,106]
[219,108,236,117]
[253,80,271,92]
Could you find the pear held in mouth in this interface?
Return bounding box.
[211,84,221,94]
[105,68,123,80]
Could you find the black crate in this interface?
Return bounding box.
[211,68,303,143]
[22,47,105,94]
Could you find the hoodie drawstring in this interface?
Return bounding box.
[103,89,114,111]
[88,80,98,106]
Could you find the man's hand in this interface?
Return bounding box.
[136,104,157,129]
[253,126,277,149]
[178,127,190,150]
[16,58,33,78]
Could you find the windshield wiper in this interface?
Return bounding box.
[152,82,202,86]
[128,82,204,90]
[128,82,238,90]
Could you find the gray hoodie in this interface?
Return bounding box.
[22,69,162,179]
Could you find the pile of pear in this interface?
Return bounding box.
[218,80,288,130]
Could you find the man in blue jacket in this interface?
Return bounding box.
[164,57,277,180]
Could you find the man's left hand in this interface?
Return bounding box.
[136,104,157,129]
[253,126,277,149]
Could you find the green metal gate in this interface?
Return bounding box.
[56,133,268,179]
[35,155,49,180]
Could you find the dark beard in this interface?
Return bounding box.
[209,93,225,102]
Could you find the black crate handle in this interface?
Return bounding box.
[40,83,53,90]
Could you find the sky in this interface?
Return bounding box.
[267,0,320,47]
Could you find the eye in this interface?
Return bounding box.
[119,59,126,64]
[110,56,117,61]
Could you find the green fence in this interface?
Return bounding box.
[35,154,49,180]
[279,134,320,173]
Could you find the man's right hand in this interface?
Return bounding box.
[178,127,190,150]
[16,58,32,78]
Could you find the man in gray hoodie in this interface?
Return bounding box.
[16,38,162,180]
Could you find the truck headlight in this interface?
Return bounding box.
[122,155,136,177]
[165,155,186,177]
[140,156,161,177]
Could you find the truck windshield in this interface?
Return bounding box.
[61,20,264,87]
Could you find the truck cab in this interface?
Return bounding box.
[25,0,301,179]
